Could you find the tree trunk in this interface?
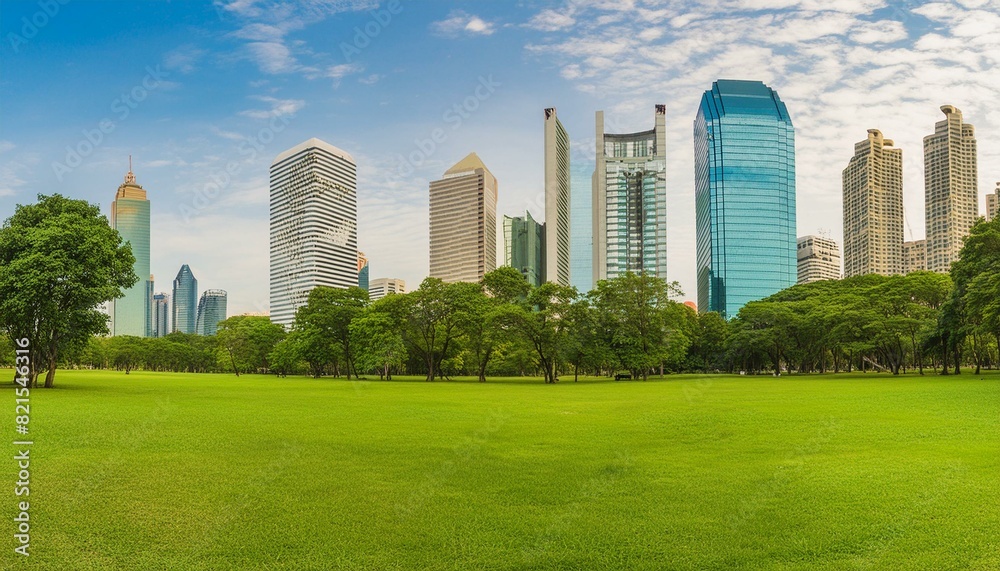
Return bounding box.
[44,354,56,388]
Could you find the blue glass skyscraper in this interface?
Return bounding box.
[694,80,796,319]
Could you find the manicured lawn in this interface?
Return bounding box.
[3,370,999,570]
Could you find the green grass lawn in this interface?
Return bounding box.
[3,370,999,570]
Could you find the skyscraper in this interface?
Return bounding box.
[153,292,170,337]
[504,211,545,287]
[544,107,571,286]
[842,129,904,277]
[903,240,927,273]
[569,161,593,293]
[172,264,198,334]
[695,80,796,319]
[368,278,406,301]
[429,152,497,283]
[195,289,227,336]
[357,251,369,291]
[110,162,152,337]
[270,138,358,327]
[796,235,841,284]
[986,182,999,221]
[593,105,668,283]
[924,105,978,273]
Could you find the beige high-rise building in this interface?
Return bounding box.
[368,278,406,301]
[544,108,571,286]
[986,182,999,221]
[903,240,927,273]
[924,105,978,273]
[842,129,904,277]
[796,235,841,284]
[429,152,497,283]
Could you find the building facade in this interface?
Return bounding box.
[593,105,668,283]
[903,240,927,273]
[924,105,978,273]
[544,107,571,286]
[987,182,999,221]
[195,289,227,336]
[569,161,593,293]
[796,235,841,284]
[368,278,406,301]
[504,211,545,287]
[695,80,796,319]
[842,129,904,277]
[429,152,497,283]
[172,264,198,334]
[110,166,152,337]
[270,138,358,327]
[153,293,170,337]
[358,251,369,291]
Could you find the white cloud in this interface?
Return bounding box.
[526,9,576,31]
[239,96,305,119]
[163,44,206,73]
[431,11,496,36]
[0,141,15,154]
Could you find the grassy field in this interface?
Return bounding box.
[2,370,999,570]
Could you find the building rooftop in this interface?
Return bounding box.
[272,137,354,165]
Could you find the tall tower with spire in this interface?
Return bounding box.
[110,157,153,336]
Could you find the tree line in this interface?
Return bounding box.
[2,195,998,386]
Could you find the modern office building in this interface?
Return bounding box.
[357,251,369,291]
[903,239,927,273]
[842,129,904,277]
[195,289,228,336]
[986,182,999,221]
[504,211,545,287]
[695,80,796,319]
[796,235,841,284]
[110,163,152,337]
[924,105,978,273]
[270,138,358,327]
[544,107,571,286]
[593,105,668,283]
[153,293,170,337]
[368,278,406,301]
[428,152,497,283]
[569,161,593,293]
[172,264,198,334]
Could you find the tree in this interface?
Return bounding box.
[394,278,463,381]
[691,311,728,372]
[0,194,137,387]
[507,282,577,383]
[294,286,368,379]
[215,315,285,375]
[950,216,1000,374]
[107,336,147,374]
[350,303,407,380]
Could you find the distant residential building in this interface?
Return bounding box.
[593,105,667,282]
[797,236,841,284]
[924,105,978,273]
[986,182,999,221]
[195,289,227,336]
[110,162,152,337]
[358,251,369,291]
[569,161,593,293]
[544,107,571,286]
[429,152,497,283]
[504,211,545,287]
[843,129,904,277]
[695,80,796,319]
[903,240,927,273]
[368,278,406,301]
[153,293,170,337]
[270,138,358,327]
[172,264,198,334]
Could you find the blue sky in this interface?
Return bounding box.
[1,0,998,314]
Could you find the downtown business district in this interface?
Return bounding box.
[106,79,1000,339]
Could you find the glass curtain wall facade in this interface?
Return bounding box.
[695,80,796,319]
[110,169,152,337]
[172,264,198,334]
[544,108,571,285]
[569,161,593,293]
[153,293,170,337]
[504,211,545,287]
[195,289,228,336]
[357,251,369,291]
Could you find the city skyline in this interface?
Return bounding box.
[2,1,999,314]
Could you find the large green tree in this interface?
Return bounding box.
[0,194,137,387]
[293,286,369,379]
[216,315,286,375]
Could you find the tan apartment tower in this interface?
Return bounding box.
[429,153,498,283]
[903,240,926,273]
[842,129,903,277]
[986,182,999,221]
[544,108,571,286]
[796,235,841,284]
[924,105,978,273]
